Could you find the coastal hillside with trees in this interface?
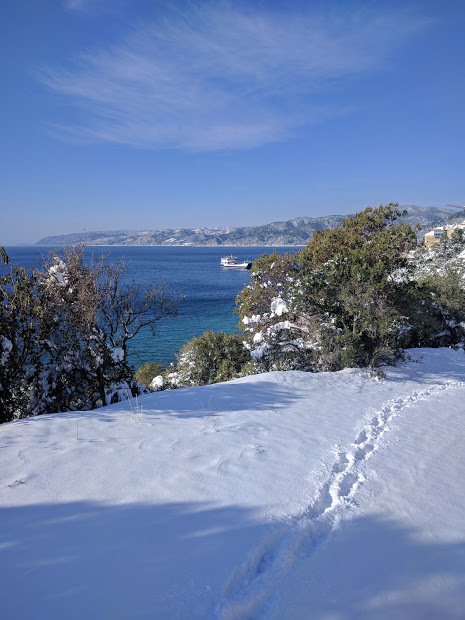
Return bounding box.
[145,204,465,390]
[2,204,465,420]
[35,205,463,247]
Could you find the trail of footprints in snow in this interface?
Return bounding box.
[217,380,464,619]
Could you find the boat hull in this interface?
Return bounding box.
[222,262,252,269]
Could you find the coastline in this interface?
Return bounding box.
[32,244,305,248]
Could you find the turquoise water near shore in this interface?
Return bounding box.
[3,246,300,368]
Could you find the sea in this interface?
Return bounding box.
[2,246,300,370]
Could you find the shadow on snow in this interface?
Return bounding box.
[1,501,464,618]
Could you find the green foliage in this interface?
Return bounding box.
[236,204,449,372]
[302,204,416,284]
[235,249,301,323]
[405,228,465,348]
[173,331,251,387]
[136,362,165,387]
[400,269,465,348]
[297,205,414,367]
[451,227,465,247]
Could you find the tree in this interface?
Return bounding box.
[236,204,419,371]
[0,245,179,422]
[37,246,180,409]
[300,204,417,367]
[235,249,310,370]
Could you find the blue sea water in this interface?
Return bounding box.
[3,245,300,369]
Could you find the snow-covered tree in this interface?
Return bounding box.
[236,204,457,372]
[0,246,179,422]
[36,246,179,410]
[235,249,317,371]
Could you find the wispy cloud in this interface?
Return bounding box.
[42,3,429,151]
[62,0,117,14]
[63,0,94,12]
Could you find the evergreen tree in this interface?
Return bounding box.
[237,204,425,371]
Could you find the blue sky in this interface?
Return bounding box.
[1,0,464,244]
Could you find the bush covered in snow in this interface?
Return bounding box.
[236,204,465,373]
[135,362,165,388]
[0,246,178,423]
[163,331,251,388]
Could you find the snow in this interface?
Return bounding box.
[150,374,164,390]
[1,348,465,618]
[270,297,288,317]
[242,314,261,325]
[0,336,12,365]
[110,347,124,362]
[267,319,292,334]
[47,258,68,285]
[250,343,268,361]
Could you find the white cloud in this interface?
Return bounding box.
[42,3,430,151]
[63,0,124,15]
[63,0,90,12]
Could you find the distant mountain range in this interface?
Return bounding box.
[36,206,464,247]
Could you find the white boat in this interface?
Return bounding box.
[220,255,252,269]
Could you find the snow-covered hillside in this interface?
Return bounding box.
[1,348,465,618]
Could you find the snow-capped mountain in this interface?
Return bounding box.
[36,206,463,247]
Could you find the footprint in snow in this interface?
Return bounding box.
[8,479,25,487]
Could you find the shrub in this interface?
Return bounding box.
[400,269,465,349]
[136,362,165,388]
[171,331,251,387]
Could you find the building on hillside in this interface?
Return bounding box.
[424,221,465,247]
[424,229,445,248]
